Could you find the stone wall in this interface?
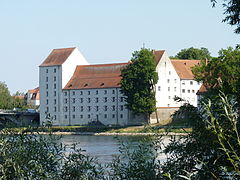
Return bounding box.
[150,107,179,125]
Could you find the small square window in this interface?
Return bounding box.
[104,114,107,118]
[188,89,190,93]
[88,114,91,118]
[95,97,99,103]
[80,91,83,95]
[95,106,99,111]
[72,114,75,119]
[167,79,170,83]
[112,105,115,111]
[104,90,107,94]
[87,98,91,103]
[192,90,195,93]
[112,114,115,118]
[112,90,115,94]
[72,91,75,95]
[120,114,123,118]
[120,97,124,102]
[80,114,83,119]
[64,99,67,103]
[80,106,83,111]
[190,81,193,85]
[182,89,185,93]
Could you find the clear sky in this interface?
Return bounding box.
[0,0,239,94]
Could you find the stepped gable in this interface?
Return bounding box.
[39,47,75,66]
[153,50,165,64]
[171,59,200,79]
[64,63,128,90]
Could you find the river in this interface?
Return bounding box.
[58,135,170,165]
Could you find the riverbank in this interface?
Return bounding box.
[2,124,191,136]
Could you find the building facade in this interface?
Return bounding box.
[39,47,202,126]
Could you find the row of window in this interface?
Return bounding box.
[64,113,124,119]
[45,91,57,97]
[46,83,57,89]
[46,76,57,82]
[64,97,125,104]
[64,105,125,112]
[64,89,117,96]
[158,86,177,92]
[182,89,195,93]
[46,68,57,73]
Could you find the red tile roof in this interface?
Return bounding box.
[153,50,165,64]
[64,63,128,90]
[171,59,200,79]
[197,84,207,95]
[39,47,75,67]
[28,87,39,94]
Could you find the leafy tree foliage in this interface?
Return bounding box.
[120,48,158,116]
[211,0,240,34]
[193,46,240,104]
[173,47,212,60]
[0,81,13,109]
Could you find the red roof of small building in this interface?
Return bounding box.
[28,87,39,94]
[64,63,128,90]
[39,47,75,67]
[171,59,200,79]
[197,84,207,95]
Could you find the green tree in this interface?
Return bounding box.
[173,47,212,60]
[120,48,158,121]
[193,46,240,105]
[0,81,13,109]
[211,0,240,34]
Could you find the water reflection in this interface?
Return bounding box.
[59,135,170,165]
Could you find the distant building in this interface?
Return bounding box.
[39,47,202,126]
[26,87,40,107]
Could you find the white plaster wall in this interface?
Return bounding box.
[180,79,202,107]
[61,48,89,89]
[61,88,129,126]
[155,52,181,108]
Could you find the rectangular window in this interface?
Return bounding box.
[104,105,107,111]
[46,99,48,105]
[120,97,124,102]
[120,105,124,111]
[54,115,56,120]
[72,114,75,119]
[188,89,190,93]
[167,79,170,83]
[54,99,56,104]
[112,105,115,111]
[54,91,56,96]
[54,76,56,81]
[95,97,99,103]
[87,98,91,103]
[80,106,83,112]
[46,107,49,112]
[80,98,83,103]
[182,89,185,93]
[46,69,48,73]
[104,97,107,103]
[73,106,75,112]
[46,77,48,82]
[54,107,56,112]
[104,90,107,94]
[72,91,75,95]
[120,114,123,118]
[169,71,171,75]
[64,92,67,96]
[112,114,115,118]
[112,97,115,102]
[192,90,195,93]
[54,68,56,73]
[95,106,99,112]
[182,81,185,85]
[64,106,68,112]
[80,114,83,119]
[174,87,177,92]
[168,87,170,91]
[158,86,161,91]
[88,114,91,119]
[88,106,91,111]
[46,91,48,97]
[80,91,83,95]
[104,114,107,118]
[88,91,90,95]
[174,79,177,83]
[72,98,75,103]
[190,81,193,85]
[112,89,115,94]
[54,84,56,89]
[65,115,67,119]
[96,90,98,95]
[64,99,67,103]
[46,84,48,89]
[168,96,171,99]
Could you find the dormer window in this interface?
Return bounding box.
[68,84,72,88]
[100,83,104,86]
[84,83,88,87]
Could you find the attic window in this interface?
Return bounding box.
[184,62,187,65]
[84,83,88,87]
[100,83,104,86]
[68,84,72,88]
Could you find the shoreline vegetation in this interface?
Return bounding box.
[2,124,191,136]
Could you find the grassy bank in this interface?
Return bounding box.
[4,124,192,134]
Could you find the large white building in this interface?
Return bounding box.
[39,47,202,126]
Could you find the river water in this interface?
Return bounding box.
[59,135,170,165]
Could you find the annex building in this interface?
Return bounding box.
[39,47,202,126]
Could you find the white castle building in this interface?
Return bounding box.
[39,47,202,126]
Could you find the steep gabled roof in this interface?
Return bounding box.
[64,63,128,90]
[196,84,207,95]
[39,47,76,67]
[28,87,39,94]
[153,50,165,64]
[171,59,200,79]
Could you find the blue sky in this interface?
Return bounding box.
[0,0,239,94]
